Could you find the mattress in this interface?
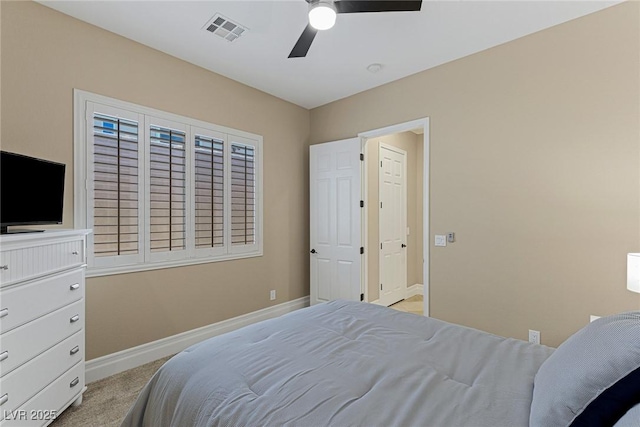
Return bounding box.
[122,300,554,427]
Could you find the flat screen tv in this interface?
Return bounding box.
[1,151,66,234]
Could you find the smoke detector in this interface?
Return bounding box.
[367,63,383,73]
[203,14,248,43]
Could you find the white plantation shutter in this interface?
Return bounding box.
[193,128,226,255]
[229,136,260,255]
[147,119,188,260]
[77,91,262,275]
[231,144,255,244]
[87,102,144,268]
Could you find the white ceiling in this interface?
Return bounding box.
[38,0,620,109]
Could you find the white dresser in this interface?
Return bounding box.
[0,229,91,426]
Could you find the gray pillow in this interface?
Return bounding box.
[614,403,640,427]
[529,311,640,427]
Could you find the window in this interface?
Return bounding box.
[92,112,140,258]
[74,90,262,276]
[231,143,255,245]
[229,136,259,255]
[194,133,224,251]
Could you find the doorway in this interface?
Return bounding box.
[359,118,429,316]
[308,118,429,316]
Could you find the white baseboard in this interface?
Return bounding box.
[406,283,424,298]
[371,284,423,306]
[85,296,310,383]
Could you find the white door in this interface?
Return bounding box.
[379,144,407,306]
[310,138,362,305]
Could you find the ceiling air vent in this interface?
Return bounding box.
[203,14,248,43]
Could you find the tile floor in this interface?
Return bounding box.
[389,294,423,315]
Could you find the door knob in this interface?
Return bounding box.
[310,249,317,254]
[401,244,407,248]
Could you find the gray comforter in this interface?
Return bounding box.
[122,300,554,427]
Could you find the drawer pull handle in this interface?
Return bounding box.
[0,394,7,406]
[0,265,8,271]
[72,251,79,255]
[0,308,7,318]
[70,346,80,356]
[70,377,79,388]
[70,315,80,323]
[70,283,80,291]
[0,351,7,362]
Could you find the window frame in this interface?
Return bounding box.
[145,115,191,264]
[74,89,264,278]
[228,134,261,256]
[84,101,146,270]
[191,126,228,259]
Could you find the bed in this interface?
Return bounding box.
[121,300,640,427]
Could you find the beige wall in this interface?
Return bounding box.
[2,1,639,358]
[366,132,424,302]
[1,1,310,360]
[312,3,640,347]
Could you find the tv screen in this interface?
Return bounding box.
[1,151,65,233]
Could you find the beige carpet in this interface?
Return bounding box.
[51,356,172,427]
[49,295,423,427]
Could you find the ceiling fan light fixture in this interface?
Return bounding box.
[309,0,337,31]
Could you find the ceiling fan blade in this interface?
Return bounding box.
[288,24,318,58]
[335,0,422,14]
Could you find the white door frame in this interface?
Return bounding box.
[358,118,430,317]
[378,143,407,307]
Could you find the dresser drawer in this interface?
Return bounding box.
[0,301,83,377]
[0,331,83,421]
[0,362,84,427]
[0,239,84,287]
[0,269,83,334]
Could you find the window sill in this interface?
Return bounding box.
[86,251,263,278]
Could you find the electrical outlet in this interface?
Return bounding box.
[270,290,276,301]
[528,329,540,345]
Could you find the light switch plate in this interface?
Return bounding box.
[435,235,447,247]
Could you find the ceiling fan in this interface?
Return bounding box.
[289,0,423,58]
